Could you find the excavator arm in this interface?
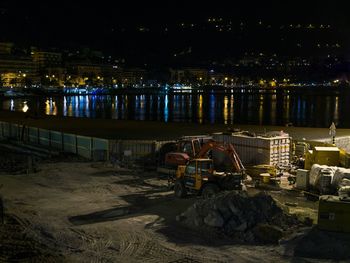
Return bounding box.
[195,141,245,173]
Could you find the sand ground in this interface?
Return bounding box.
[0,111,349,262]
[1,159,332,263]
[0,111,349,141]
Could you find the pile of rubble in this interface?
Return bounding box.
[177,191,300,244]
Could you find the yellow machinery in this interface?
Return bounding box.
[172,158,244,198]
[305,146,340,170]
[318,195,350,233]
[245,164,282,186]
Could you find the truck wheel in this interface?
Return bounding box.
[174,180,187,198]
[202,184,220,199]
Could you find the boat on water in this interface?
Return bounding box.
[168,84,193,93]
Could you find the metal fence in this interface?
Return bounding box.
[0,121,110,161]
[0,121,170,162]
[108,139,172,162]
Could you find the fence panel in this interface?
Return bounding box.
[2,122,10,138]
[120,140,155,159]
[28,127,39,144]
[77,135,91,159]
[39,129,50,146]
[51,131,63,150]
[0,122,4,138]
[10,123,19,139]
[63,133,77,154]
[92,138,109,161]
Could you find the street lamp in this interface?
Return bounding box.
[329,122,336,145]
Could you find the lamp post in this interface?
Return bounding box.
[329,122,336,145]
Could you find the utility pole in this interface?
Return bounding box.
[329,122,336,145]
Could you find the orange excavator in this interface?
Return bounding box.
[157,137,206,169]
[195,141,245,173]
[170,139,245,198]
[158,138,244,172]
[157,137,245,196]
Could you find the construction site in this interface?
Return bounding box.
[1,115,350,262]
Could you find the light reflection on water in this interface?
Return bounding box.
[164,95,168,122]
[198,95,203,124]
[0,92,347,127]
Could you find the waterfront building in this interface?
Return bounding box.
[32,51,62,70]
[0,55,36,87]
[170,68,208,84]
[0,42,14,55]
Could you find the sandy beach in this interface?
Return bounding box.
[0,111,349,141]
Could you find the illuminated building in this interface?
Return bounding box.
[0,42,14,55]
[0,55,36,87]
[32,51,62,70]
[170,68,208,84]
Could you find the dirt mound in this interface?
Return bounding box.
[177,191,300,244]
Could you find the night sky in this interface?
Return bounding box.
[1,1,350,66]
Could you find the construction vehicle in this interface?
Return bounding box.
[195,140,245,173]
[160,136,212,168]
[156,139,199,177]
[172,158,245,199]
[157,137,246,197]
[157,137,244,175]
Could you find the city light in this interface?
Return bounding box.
[22,102,29,112]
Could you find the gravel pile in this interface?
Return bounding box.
[177,191,300,244]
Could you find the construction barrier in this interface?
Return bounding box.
[76,135,91,159]
[39,129,50,146]
[0,121,170,162]
[0,121,110,161]
[63,133,77,154]
[51,131,63,149]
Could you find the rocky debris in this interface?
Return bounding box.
[177,191,300,244]
[283,227,350,260]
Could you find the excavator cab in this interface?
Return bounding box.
[182,159,213,190]
[163,139,202,168]
[178,139,201,157]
